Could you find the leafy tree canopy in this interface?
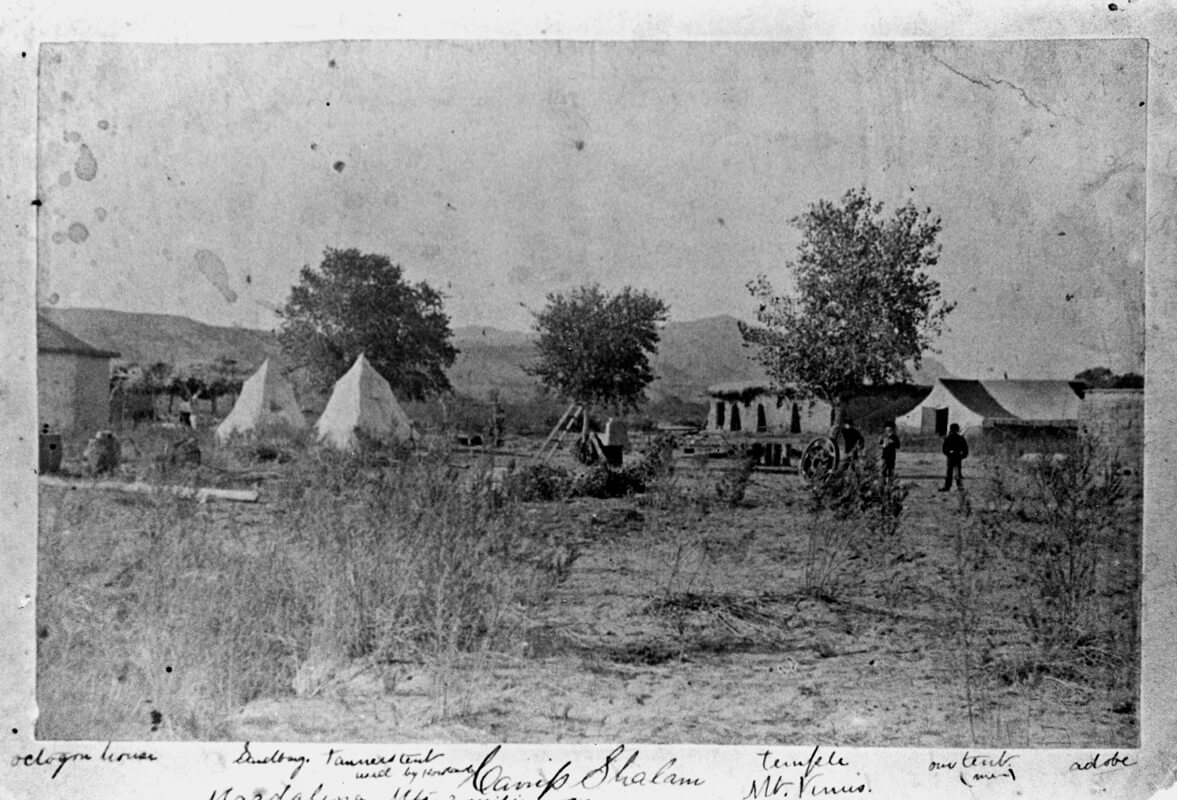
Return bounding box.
[278,248,457,400]
[1075,366,1144,389]
[527,284,669,413]
[741,188,955,420]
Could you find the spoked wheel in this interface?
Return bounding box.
[801,436,840,482]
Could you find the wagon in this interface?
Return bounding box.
[678,429,841,480]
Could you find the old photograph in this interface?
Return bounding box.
[33,39,1143,749]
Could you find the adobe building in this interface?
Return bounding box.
[38,315,121,434]
[705,380,834,435]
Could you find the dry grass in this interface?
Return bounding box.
[943,440,1140,745]
[37,439,573,740]
[37,428,1139,745]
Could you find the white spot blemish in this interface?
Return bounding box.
[18,594,31,609]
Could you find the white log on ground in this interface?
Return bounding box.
[39,476,259,503]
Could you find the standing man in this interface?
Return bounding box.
[879,423,900,481]
[940,423,969,491]
[177,395,193,429]
[841,419,864,462]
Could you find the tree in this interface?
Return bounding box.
[1075,366,1143,389]
[741,188,955,434]
[278,248,457,399]
[527,284,669,443]
[1074,366,1116,388]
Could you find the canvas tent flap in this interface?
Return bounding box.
[938,380,1012,419]
[215,358,306,442]
[979,380,1083,421]
[315,354,415,450]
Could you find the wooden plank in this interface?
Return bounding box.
[540,404,582,462]
[535,402,578,459]
[39,475,259,503]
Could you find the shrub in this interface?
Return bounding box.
[281,452,566,662]
[807,457,908,538]
[715,454,757,506]
[1016,442,1125,652]
[954,440,1139,720]
[800,457,909,600]
[503,463,574,501]
[570,463,648,499]
[630,433,677,483]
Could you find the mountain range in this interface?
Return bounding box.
[38,307,951,403]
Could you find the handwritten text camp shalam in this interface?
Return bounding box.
[215,742,705,800]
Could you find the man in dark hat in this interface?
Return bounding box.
[940,423,969,491]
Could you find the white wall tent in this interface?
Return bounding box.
[315,354,415,450]
[215,358,306,443]
[896,379,1085,436]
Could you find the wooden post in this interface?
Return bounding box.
[536,403,579,461]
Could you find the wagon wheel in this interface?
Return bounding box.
[801,436,840,482]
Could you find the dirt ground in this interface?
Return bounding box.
[230,454,1137,747]
[38,446,1139,747]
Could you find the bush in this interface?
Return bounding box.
[630,433,677,483]
[503,463,574,501]
[715,454,757,506]
[800,458,909,600]
[1015,442,1126,652]
[958,440,1138,711]
[281,452,571,661]
[570,463,648,499]
[807,457,908,538]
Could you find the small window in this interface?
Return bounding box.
[715,402,725,429]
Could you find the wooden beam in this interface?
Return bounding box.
[39,476,259,503]
[535,402,578,459]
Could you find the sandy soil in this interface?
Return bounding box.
[215,451,1139,747]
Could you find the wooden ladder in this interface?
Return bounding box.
[535,403,583,462]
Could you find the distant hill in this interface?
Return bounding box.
[448,326,539,401]
[448,315,769,403]
[39,307,951,405]
[652,315,767,400]
[910,355,954,385]
[39,307,283,369]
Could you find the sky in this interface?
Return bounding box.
[36,39,1146,379]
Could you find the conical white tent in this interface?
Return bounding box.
[215,358,306,443]
[315,354,415,450]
